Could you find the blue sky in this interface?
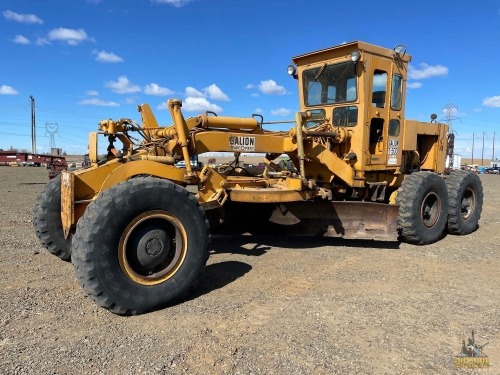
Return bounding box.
[1,0,499,160]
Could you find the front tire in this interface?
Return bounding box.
[397,172,449,245]
[33,175,72,261]
[445,170,483,234]
[71,177,210,315]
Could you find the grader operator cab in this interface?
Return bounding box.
[33,41,483,315]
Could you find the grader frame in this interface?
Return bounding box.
[62,42,447,241]
[34,41,483,315]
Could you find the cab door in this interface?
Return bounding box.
[386,72,405,168]
[366,58,392,167]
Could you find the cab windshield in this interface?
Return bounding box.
[303,61,357,107]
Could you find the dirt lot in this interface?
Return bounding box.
[0,167,499,374]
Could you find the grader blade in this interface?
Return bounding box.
[269,201,400,241]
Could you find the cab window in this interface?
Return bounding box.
[389,119,400,136]
[303,61,358,106]
[333,106,358,127]
[391,74,403,110]
[305,109,326,128]
[372,70,387,108]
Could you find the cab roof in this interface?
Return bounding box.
[292,41,412,66]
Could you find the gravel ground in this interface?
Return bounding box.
[0,167,499,374]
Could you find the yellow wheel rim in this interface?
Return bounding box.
[118,210,187,286]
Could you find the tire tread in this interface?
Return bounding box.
[72,177,210,315]
[32,175,71,260]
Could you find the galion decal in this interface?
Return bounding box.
[229,136,256,151]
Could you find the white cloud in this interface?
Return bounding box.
[3,10,43,24]
[408,63,448,80]
[153,0,194,7]
[105,76,141,94]
[157,102,168,111]
[407,82,423,89]
[94,50,123,63]
[204,84,229,101]
[245,84,255,89]
[47,28,92,46]
[250,93,259,98]
[253,108,263,114]
[125,98,136,104]
[185,84,229,101]
[258,80,287,95]
[483,96,500,107]
[86,0,103,3]
[35,37,51,46]
[183,97,222,113]
[271,108,291,116]
[0,85,19,95]
[144,83,174,96]
[78,98,119,106]
[85,90,99,96]
[13,35,30,45]
[185,86,205,98]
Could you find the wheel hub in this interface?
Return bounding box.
[146,237,164,256]
[461,188,475,220]
[421,191,440,228]
[131,227,173,273]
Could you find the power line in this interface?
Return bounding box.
[0,121,31,127]
[0,131,30,137]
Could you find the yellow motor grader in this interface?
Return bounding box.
[33,41,482,315]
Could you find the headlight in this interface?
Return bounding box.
[350,50,361,62]
[287,65,297,76]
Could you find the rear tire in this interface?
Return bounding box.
[445,170,482,234]
[33,175,72,261]
[397,172,448,245]
[71,177,210,315]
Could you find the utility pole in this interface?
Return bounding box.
[472,132,474,165]
[30,95,36,154]
[481,132,485,166]
[493,131,496,162]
